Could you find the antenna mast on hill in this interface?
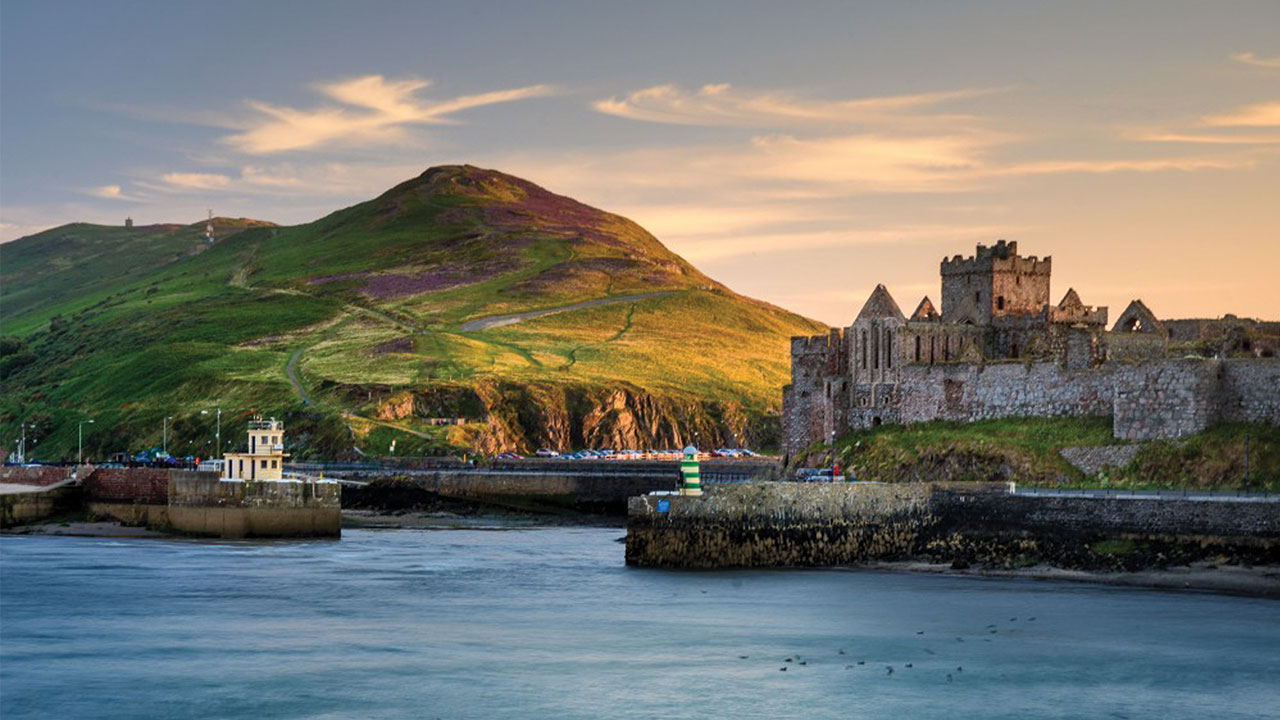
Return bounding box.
[205,209,215,245]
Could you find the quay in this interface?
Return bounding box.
[625,482,1280,570]
[1,418,340,539]
[299,456,778,514]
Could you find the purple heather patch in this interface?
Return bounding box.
[308,272,369,285]
[370,337,414,356]
[472,172,635,249]
[359,258,521,299]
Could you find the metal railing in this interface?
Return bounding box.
[1010,487,1277,502]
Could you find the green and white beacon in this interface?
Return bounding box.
[679,445,702,496]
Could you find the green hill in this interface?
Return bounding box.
[0,166,825,460]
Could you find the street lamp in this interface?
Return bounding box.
[201,408,221,458]
[17,421,35,464]
[163,416,174,456]
[78,419,95,465]
[830,430,838,482]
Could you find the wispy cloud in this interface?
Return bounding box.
[83,184,142,201]
[136,161,429,200]
[1138,131,1280,145]
[1231,52,1280,69]
[225,75,554,154]
[593,83,999,128]
[989,155,1258,176]
[161,172,234,190]
[1201,100,1280,128]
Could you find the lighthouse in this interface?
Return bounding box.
[679,445,702,496]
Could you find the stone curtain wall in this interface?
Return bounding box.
[896,362,1114,425]
[1112,359,1223,440]
[1220,359,1280,424]
[783,347,1280,451]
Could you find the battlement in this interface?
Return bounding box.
[941,240,1051,276]
[791,331,840,357]
[1052,305,1108,326]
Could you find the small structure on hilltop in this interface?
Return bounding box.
[223,417,287,481]
[125,216,133,228]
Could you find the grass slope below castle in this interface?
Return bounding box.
[0,166,825,459]
[794,417,1278,491]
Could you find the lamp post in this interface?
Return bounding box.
[78,419,94,465]
[201,408,221,458]
[163,416,174,456]
[830,430,839,482]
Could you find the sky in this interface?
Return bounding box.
[2,0,1278,325]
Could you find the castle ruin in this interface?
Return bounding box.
[782,241,1280,453]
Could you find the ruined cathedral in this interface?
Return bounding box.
[782,241,1280,453]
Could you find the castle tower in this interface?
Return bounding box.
[125,216,133,228]
[939,240,1051,324]
[222,417,287,481]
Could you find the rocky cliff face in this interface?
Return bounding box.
[370,381,774,454]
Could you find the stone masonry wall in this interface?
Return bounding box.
[0,466,74,487]
[896,361,1114,425]
[1112,359,1222,440]
[626,483,1280,570]
[83,468,170,504]
[784,345,1280,452]
[1220,358,1280,424]
[166,472,341,538]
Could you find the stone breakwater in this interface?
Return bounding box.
[625,483,1280,571]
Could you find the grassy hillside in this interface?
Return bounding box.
[0,166,825,460]
[1,218,276,335]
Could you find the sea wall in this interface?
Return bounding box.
[166,472,341,539]
[83,468,170,503]
[82,467,173,527]
[340,460,777,514]
[1,486,80,527]
[0,466,75,486]
[626,483,1280,570]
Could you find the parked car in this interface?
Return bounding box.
[197,459,225,473]
[794,468,836,482]
[535,448,560,458]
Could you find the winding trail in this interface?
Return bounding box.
[562,301,638,370]
[460,291,676,331]
[286,347,312,405]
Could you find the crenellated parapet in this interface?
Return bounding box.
[940,240,1051,278]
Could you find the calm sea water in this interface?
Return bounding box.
[2,527,1278,720]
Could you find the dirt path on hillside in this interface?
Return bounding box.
[459,291,676,331]
[286,347,311,405]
